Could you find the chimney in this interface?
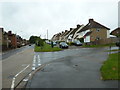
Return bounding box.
[65,30,68,32]
[0,28,4,32]
[62,31,64,33]
[8,31,12,35]
[89,19,94,23]
[70,28,73,31]
[77,24,81,28]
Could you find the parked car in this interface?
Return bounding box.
[73,40,82,46]
[59,42,69,49]
[116,42,120,47]
[53,42,57,46]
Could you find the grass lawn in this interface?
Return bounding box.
[100,53,120,80]
[106,49,120,52]
[83,43,116,48]
[34,43,62,52]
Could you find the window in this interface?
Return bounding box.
[96,37,100,40]
[96,28,100,32]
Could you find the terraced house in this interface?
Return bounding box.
[51,19,110,44]
[77,19,110,43]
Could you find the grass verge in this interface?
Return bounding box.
[100,53,120,80]
[34,43,62,52]
[106,49,120,52]
[83,43,116,48]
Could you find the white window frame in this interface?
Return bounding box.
[96,28,100,32]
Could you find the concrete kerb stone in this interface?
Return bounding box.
[15,64,46,89]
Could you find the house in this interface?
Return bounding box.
[59,31,65,41]
[0,28,2,47]
[72,24,84,42]
[16,35,23,47]
[66,28,75,42]
[110,27,120,37]
[51,33,61,41]
[8,31,17,48]
[62,30,70,42]
[0,28,10,50]
[77,19,110,43]
[64,25,85,43]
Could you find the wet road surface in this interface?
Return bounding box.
[2,45,34,88]
[1,45,34,60]
[27,47,118,88]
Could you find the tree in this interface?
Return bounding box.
[29,36,40,44]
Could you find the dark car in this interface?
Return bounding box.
[59,42,69,49]
[116,42,120,47]
[73,40,82,46]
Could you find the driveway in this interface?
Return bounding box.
[26,47,118,88]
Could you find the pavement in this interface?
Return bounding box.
[26,47,118,88]
[2,45,34,88]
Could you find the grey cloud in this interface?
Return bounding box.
[0,0,119,39]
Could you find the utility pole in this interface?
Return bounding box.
[47,29,48,40]
[44,35,46,39]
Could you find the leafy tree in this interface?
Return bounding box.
[36,38,44,47]
[29,36,41,44]
[29,36,44,48]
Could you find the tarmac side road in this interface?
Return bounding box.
[26,47,118,88]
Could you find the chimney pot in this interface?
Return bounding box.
[89,19,94,23]
[65,30,68,32]
[8,31,12,35]
[70,28,73,31]
[77,24,81,28]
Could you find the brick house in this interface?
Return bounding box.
[77,19,110,43]
[8,31,17,48]
[0,28,2,47]
[110,27,120,37]
[16,35,23,47]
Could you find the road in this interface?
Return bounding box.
[27,46,118,88]
[2,45,34,88]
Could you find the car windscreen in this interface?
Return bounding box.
[60,42,67,45]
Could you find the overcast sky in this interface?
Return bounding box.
[0,0,119,40]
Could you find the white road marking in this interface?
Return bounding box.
[32,55,37,70]
[38,64,41,66]
[32,67,36,71]
[11,64,30,89]
[23,78,28,82]
[37,55,41,66]
[32,54,41,70]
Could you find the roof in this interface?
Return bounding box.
[83,31,92,37]
[64,31,70,36]
[66,28,75,38]
[74,35,79,39]
[78,19,110,33]
[67,25,82,38]
[110,27,120,37]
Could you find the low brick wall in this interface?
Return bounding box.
[85,37,119,45]
[95,37,119,45]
